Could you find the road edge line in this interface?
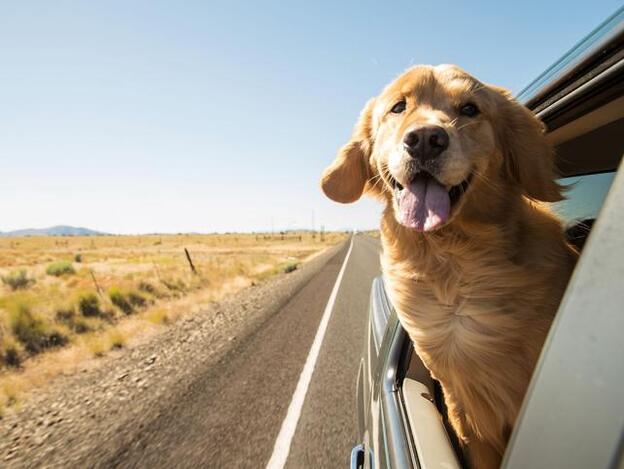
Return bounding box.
[265,236,355,469]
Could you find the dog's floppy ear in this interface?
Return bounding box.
[494,87,563,202]
[321,98,376,203]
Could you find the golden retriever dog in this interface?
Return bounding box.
[321,65,578,468]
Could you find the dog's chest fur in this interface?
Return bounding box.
[378,209,575,453]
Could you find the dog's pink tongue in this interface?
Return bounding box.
[397,175,450,232]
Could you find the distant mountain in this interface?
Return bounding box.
[0,225,108,237]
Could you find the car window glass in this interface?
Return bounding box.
[549,171,616,223]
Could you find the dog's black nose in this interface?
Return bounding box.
[403,126,449,161]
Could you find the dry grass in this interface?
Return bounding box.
[0,232,345,410]
[86,327,126,357]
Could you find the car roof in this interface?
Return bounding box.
[518,6,624,115]
[517,6,624,178]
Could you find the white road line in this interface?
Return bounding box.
[266,237,355,469]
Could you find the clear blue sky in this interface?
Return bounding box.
[1,1,621,234]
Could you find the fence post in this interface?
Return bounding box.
[184,248,198,275]
[89,269,103,297]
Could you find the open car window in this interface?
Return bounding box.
[551,172,616,223]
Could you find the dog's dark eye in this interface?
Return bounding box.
[460,103,479,117]
[390,100,406,114]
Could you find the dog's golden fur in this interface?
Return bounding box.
[321,65,578,468]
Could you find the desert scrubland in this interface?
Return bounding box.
[0,232,345,411]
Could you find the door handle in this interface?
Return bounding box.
[351,444,365,469]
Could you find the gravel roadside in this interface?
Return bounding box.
[0,241,346,468]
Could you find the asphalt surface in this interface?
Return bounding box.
[103,234,381,468]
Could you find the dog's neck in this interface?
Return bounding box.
[379,194,526,307]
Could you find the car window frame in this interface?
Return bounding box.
[373,311,416,469]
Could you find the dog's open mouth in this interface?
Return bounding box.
[389,171,473,232]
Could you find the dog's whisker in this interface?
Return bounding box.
[472,170,505,195]
[456,121,480,131]
[371,176,387,191]
[369,168,394,193]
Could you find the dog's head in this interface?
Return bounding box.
[321,65,562,232]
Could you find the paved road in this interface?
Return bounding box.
[104,234,381,468]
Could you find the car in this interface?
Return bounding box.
[351,7,624,469]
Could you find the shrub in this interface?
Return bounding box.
[71,317,92,334]
[162,278,186,293]
[78,293,101,317]
[127,291,146,308]
[87,330,126,357]
[1,338,23,368]
[138,281,155,294]
[46,261,75,277]
[46,331,68,348]
[87,337,107,357]
[282,261,299,274]
[108,330,126,349]
[10,304,47,353]
[253,259,301,282]
[9,304,67,354]
[55,306,75,321]
[56,307,92,333]
[4,345,22,367]
[74,253,82,263]
[108,287,133,314]
[145,308,169,325]
[1,270,33,290]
